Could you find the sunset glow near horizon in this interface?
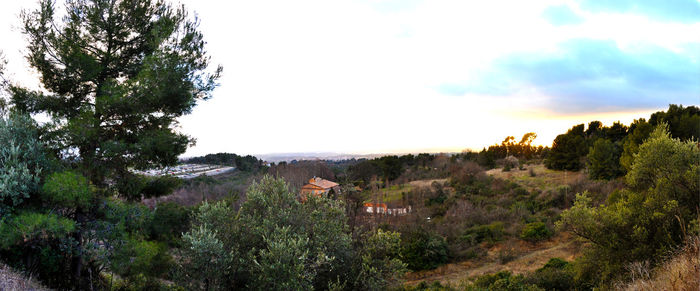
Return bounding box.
[1,1,698,157]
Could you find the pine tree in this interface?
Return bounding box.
[8,0,220,286]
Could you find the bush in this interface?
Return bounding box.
[526,258,575,291]
[149,202,190,246]
[462,222,505,245]
[0,113,51,215]
[41,171,93,209]
[468,271,543,291]
[520,222,553,242]
[401,229,449,271]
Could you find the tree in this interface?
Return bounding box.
[178,175,408,290]
[557,125,700,285]
[619,119,653,172]
[649,104,700,141]
[545,133,587,170]
[587,138,623,180]
[12,0,221,193]
[8,0,220,286]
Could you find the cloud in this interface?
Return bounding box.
[542,5,585,26]
[450,39,700,112]
[578,0,700,23]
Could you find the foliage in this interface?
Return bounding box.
[587,138,623,180]
[649,104,700,141]
[467,271,544,291]
[355,229,408,290]
[0,113,50,215]
[619,118,653,172]
[462,222,505,245]
[110,239,173,282]
[556,125,700,285]
[525,258,575,291]
[184,152,265,172]
[142,176,183,199]
[41,171,93,210]
[177,175,404,290]
[479,133,547,163]
[6,0,220,287]
[0,212,75,249]
[520,222,553,242]
[401,228,449,271]
[177,225,232,290]
[149,202,190,246]
[545,129,587,170]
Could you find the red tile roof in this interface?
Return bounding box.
[308,177,339,189]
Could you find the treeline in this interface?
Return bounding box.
[455,132,548,169]
[348,154,438,186]
[545,104,699,179]
[183,152,266,172]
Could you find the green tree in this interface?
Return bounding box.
[11,0,220,193]
[545,132,587,170]
[587,138,623,180]
[354,229,408,290]
[178,175,408,290]
[557,125,700,285]
[619,118,653,172]
[177,225,232,290]
[8,0,220,286]
[649,104,700,141]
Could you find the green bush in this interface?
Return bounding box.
[468,271,543,291]
[401,228,449,271]
[149,202,190,246]
[41,171,93,210]
[0,113,51,214]
[0,212,75,249]
[520,222,553,242]
[526,258,575,291]
[462,222,505,245]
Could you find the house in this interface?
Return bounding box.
[364,202,411,216]
[364,202,388,214]
[300,177,340,200]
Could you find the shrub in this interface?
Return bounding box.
[401,229,449,270]
[0,113,51,215]
[526,258,575,291]
[520,222,553,242]
[41,171,93,210]
[468,271,543,291]
[462,222,505,245]
[149,202,190,246]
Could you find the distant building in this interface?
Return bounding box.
[364,202,411,216]
[300,177,341,200]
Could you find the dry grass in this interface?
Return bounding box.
[0,263,49,291]
[403,232,582,286]
[486,164,584,193]
[408,179,448,188]
[620,236,700,291]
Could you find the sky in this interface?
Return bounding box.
[1,0,699,157]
